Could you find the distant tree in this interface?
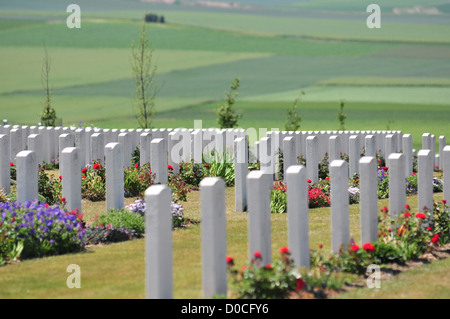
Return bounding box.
[337,99,347,131]
[40,43,57,126]
[131,23,160,129]
[285,90,304,131]
[216,78,242,129]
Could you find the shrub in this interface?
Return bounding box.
[271,181,287,214]
[178,160,204,188]
[203,152,235,186]
[84,225,139,245]
[227,247,302,299]
[0,201,85,263]
[81,161,106,201]
[92,209,145,237]
[38,167,62,205]
[123,163,155,198]
[125,198,186,229]
[168,171,190,203]
[377,167,389,199]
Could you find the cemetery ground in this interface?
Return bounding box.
[0,178,449,299]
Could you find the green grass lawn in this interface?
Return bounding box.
[0,188,447,299]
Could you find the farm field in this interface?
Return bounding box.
[0,1,449,151]
[1,0,450,301]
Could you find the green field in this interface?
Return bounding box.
[0,0,450,148]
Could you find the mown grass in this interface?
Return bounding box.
[0,187,447,299]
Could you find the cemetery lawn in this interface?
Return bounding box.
[0,188,448,299]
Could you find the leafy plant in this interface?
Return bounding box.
[92,209,145,236]
[337,99,346,131]
[84,224,139,245]
[216,77,242,129]
[38,167,62,205]
[0,201,85,262]
[285,91,303,131]
[123,163,155,198]
[227,247,303,299]
[131,23,160,129]
[81,161,106,201]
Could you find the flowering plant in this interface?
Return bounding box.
[125,199,186,229]
[81,161,106,201]
[0,200,85,263]
[227,247,304,299]
[123,163,155,198]
[178,160,204,188]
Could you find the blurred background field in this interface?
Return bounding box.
[1,0,450,151]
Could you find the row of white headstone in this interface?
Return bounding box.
[145,143,450,299]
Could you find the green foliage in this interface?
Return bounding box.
[203,151,235,186]
[39,44,58,126]
[228,247,301,299]
[178,160,204,188]
[84,225,140,245]
[216,77,242,129]
[123,163,155,198]
[271,181,287,214]
[337,99,347,131]
[284,90,303,131]
[93,209,145,237]
[38,168,62,205]
[81,161,106,202]
[131,24,160,129]
[167,171,190,203]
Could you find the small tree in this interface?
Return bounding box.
[40,44,57,126]
[216,78,242,129]
[284,90,304,131]
[337,99,347,131]
[131,23,160,129]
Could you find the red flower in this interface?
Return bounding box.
[10,162,14,167]
[254,251,262,259]
[412,172,417,176]
[60,197,66,203]
[351,245,359,252]
[226,256,234,266]
[59,175,62,180]
[404,204,410,211]
[381,206,388,213]
[204,164,211,169]
[265,263,272,270]
[325,177,330,181]
[45,203,49,207]
[432,234,439,244]
[442,200,447,204]
[296,278,305,291]
[11,217,15,222]
[382,166,389,170]
[427,227,432,231]
[416,213,426,219]
[403,212,411,218]
[307,179,312,184]
[280,246,290,254]
[81,168,87,174]
[93,163,100,170]
[397,225,406,237]
[362,243,375,253]
[435,165,439,169]
[168,165,173,170]
[81,176,86,180]
[135,163,139,169]
[318,244,323,249]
